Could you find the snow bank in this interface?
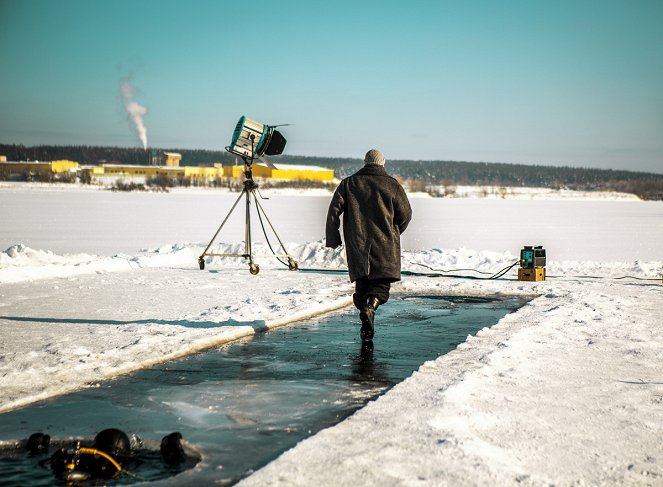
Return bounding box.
[0,241,345,284]
[3,242,659,286]
[0,243,196,284]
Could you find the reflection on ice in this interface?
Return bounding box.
[153,378,387,432]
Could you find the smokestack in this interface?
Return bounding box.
[120,78,148,150]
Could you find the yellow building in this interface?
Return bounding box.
[0,157,333,183]
[148,151,182,167]
[0,159,79,175]
[164,152,182,167]
[94,163,224,178]
[223,162,333,181]
[0,156,7,162]
[271,164,334,181]
[81,165,105,176]
[251,163,273,178]
[223,164,248,178]
[51,160,79,172]
[100,164,181,177]
[184,166,223,178]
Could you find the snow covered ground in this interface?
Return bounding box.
[430,184,641,201]
[0,182,660,260]
[0,185,662,485]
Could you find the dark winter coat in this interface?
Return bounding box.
[326,165,412,282]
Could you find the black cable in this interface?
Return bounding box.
[404,259,521,280]
[299,257,660,283]
[409,257,660,282]
[254,197,290,269]
[489,261,521,279]
[299,260,522,281]
[298,268,346,274]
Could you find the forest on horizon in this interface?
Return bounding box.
[2,143,662,200]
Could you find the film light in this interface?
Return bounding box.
[226,116,286,160]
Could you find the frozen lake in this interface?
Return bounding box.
[1,187,661,261]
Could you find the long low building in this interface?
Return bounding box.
[90,163,224,179]
[224,163,334,181]
[0,159,79,175]
[1,159,334,182]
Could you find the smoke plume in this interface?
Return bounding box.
[120,79,148,149]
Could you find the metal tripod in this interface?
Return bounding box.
[198,162,298,275]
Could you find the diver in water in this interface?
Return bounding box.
[26,432,51,455]
[49,428,133,481]
[27,427,190,482]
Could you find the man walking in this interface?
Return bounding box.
[326,149,412,341]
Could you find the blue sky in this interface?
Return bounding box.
[1,0,661,173]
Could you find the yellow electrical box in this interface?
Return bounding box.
[518,267,546,281]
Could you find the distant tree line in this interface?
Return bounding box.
[290,156,663,200]
[1,143,662,200]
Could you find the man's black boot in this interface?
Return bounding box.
[360,297,380,341]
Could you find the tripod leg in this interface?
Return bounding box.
[200,189,247,258]
[253,194,298,271]
[245,189,259,275]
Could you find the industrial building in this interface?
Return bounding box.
[1,157,334,183]
[223,162,334,182]
[0,159,79,176]
[89,163,224,179]
[149,151,183,167]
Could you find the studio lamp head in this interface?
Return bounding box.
[226,116,287,160]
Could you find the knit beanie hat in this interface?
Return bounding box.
[364,149,385,166]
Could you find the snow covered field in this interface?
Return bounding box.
[1,184,662,485]
[0,182,660,260]
[431,184,641,201]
